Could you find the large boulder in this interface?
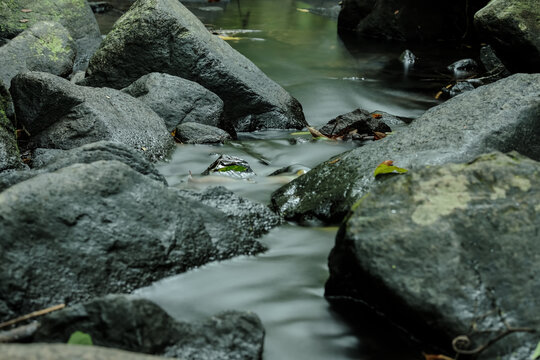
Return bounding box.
[338,0,488,42]
[122,73,224,132]
[10,72,175,161]
[32,295,265,360]
[0,344,168,360]
[0,21,75,89]
[0,0,102,71]
[474,0,540,73]
[0,84,22,172]
[174,122,231,144]
[325,152,540,360]
[82,0,307,132]
[271,73,540,223]
[0,160,266,322]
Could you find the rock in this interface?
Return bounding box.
[325,152,540,360]
[479,45,510,75]
[10,72,175,161]
[474,0,540,73]
[0,0,102,71]
[0,160,265,322]
[82,0,306,132]
[122,73,224,131]
[447,58,479,79]
[182,186,282,238]
[440,81,475,98]
[31,295,264,360]
[0,344,169,360]
[337,0,488,42]
[175,122,231,144]
[0,21,75,89]
[0,84,23,172]
[202,154,255,179]
[270,73,540,223]
[318,108,391,138]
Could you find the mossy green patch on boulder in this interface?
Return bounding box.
[0,83,23,172]
[0,0,101,71]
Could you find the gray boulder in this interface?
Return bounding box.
[0,21,75,89]
[82,0,306,132]
[0,0,102,71]
[338,0,488,42]
[318,108,391,138]
[474,0,540,73]
[0,160,265,322]
[0,84,23,172]
[122,73,224,131]
[271,73,540,223]
[175,122,231,144]
[325,152,540,360]
[32,295,264,360]
[11,72,175,161]
[0,344,169,360]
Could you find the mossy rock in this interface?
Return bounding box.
[0,83,23,172]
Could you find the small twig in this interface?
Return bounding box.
[0,304,65,329]
[0,321,40,343]
[452,327,535,356]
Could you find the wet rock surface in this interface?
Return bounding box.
[11,71,175,161]
[0,21,75,89]
[122,73,224,132]
[0,84,22,172]
[271,73,540,223]
[0,0,102,71]
[175,122,231,144]
[202,154,255,178]
[32,295,264,360]
[0,160,265,322]
[474,0,540,72]
[318,108,392,138]
[82,0,307,132]
[325,152,540,360]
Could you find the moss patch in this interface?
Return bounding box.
[33,32,72,62]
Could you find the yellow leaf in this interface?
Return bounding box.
[374,161,408,177]
[218,35,242,41]
[296,8,310,13]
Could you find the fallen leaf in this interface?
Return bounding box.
[171,129,176,137]
[374,161,408,177]
[141,147,147,151]
[533,340,540,360]
[19,19,29,23]
[218,35,242,41]
[217,165,248,172]
[329,158,340,164]
[296,8,310,13]
[21,8,32,13]
[394,9,400,15]
[67,331,93,346]
[423,354,454,360]
[290,131,311,136]
[435,91,443,100]
[373,131,387,140]
[371,113,383,119]
[307,126,327,139]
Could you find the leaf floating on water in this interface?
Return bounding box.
[435,91,443,100]
[218,35,242,41]
[423,354,454,360]
[296,8,310,13]
[67,331,93,346]
[532,341,540,360]
[373,131,387,140]
[374,160,408,177]
[217,165,248,172]
[290,131,311,136]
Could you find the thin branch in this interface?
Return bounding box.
[0,304,65,329]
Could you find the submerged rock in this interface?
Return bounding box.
[447,58,479,79]
[271,73,540,223]
[32,295,264,360]
[0,0,102,71]
[0,160,265,322]
[0,21,75,89]
[474,0,540,72]
[82,0,306,132]
[318,108,391,138]
[122,73,224,131]
[326,152,540,360]
[175,122,231,144]
[202,154,255,178]
[11,72,174,161]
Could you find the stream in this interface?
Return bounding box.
[95,1,476,358]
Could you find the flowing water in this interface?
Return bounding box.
[95,1,477,358]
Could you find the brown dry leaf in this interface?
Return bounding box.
[423,354,454,360]
[381,160,394,166]
[371,113,383,119]
[307,126,327,139]
[329,158,340,164]
[21,8,32,13]
[171,129,176,137]
[19,19,29,23]
[394,9,400,15]
[373,131,387,140]
[141,146,148,151]
[435,91,443,100]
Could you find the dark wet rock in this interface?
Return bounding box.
[318,108,391,138]
[480,45,510,75]
[0,84,23,172]
[202,154,255,178]
[271,73,540,223]
[0,160,265,322]
[31,295,264,360]
[307,5,341,19]
[337,0,488,42]
[11,71,175,161]
[440,81,475,99]
[447,58,479,79]
[89,1,114,13]
[369,110,412,126]
[398,49,416,66]
[0,0,102,72]
[122,73,224,131]
[0,21,75,89]
[82,0,306,132]
[175,122,231,144]
[325,152,540,360]
[182,186,282,238]
[0,343,169,360]
[474,0,540,73]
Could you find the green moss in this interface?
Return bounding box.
[33,32,71,62]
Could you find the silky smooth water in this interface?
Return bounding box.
[95,1,473,358]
